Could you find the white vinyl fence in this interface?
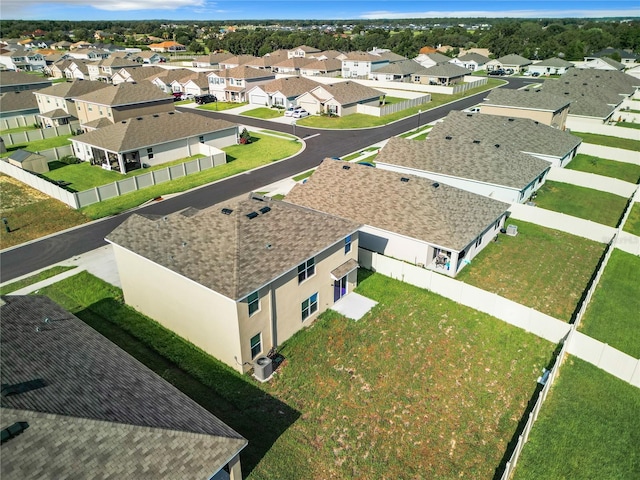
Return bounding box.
[357,95,431,117]
[1,123,80,145]
[0,114,39,130]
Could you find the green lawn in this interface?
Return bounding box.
[81,133,301,219]
[512,357,640,480]
[1,134,72,157]
[241,108,285,119]
[535,181,629,227]
[292,169,314,182]
[0,265,76,295]
[197,101,247,112]
[37,270,552,480]
[623,202,640,236]
[566,154,640,184]
[0,125,39,134]
[616,121,640,130]
[572,132,640,152]
[579,249,640,358]
[457,220,606,321]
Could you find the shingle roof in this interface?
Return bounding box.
[285,159,509,252]
[456,52,489,63]
[258,76,322,97]
[372,59,423,75]
[0,70,51,87]
[116,65,166,82]
[244,55,284,68]
[343,51,387,62]
[107,195,361,300]
[7,149,44,163]
[483,87,571,112]
[420,52,452,64]
[271,57,315,69]
[432,111,582,159]
[376,135,550,190]
[73,111,236,152]
[0,295,246,479]
[598,56,625,70]
[35,79,110,99]
[495,54,532,66]
[37,108,69,119]
[0,91,38,112]
[531,57,574,68]
[220,54,259,67]
[316,81,383,105]
[415,63,472,78]
[300,58,342,72]
[74,80,172,106]
[589,48,640,61]
[213,65,275,80]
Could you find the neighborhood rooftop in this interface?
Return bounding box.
[482,88,571,112]
[73,80,172,106]
[284,159,509,252]
[106,195,361,300]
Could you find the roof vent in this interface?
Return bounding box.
[153,114,159,118]
[400,177,410,183]
[221,208,233,215]
[495,144,500,148]
[246,211,259,219]
[473,139,481,144]
[259,206,271,214]
[136,117,142,120]
[445,135,452,140]
[121,120,127,124]
[432,182,439,188]
[168,111,175,115]
[534,121,539,125]
[1,422,29,445]
[508,118,515,121]
[342,165,350,170]
[1,379,47,397]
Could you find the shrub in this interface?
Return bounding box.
[239,128,252,144]
[59,154,80,165]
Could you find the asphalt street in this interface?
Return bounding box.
[0,78,533,282]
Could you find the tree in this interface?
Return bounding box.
[189,41,204,54]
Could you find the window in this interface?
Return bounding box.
[250,333,261,358]
[297,257,315,283]
[147,148,154,160]
[248,291,259,316]
[302,293,318,321]
[344,235,352,254]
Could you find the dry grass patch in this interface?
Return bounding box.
[456,220,606,321]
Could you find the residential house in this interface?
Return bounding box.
[0,70,51,93]
[369,59,423,82]
[374,135,551,204]
[181,72,211,97]
[584,48,640,66]
[148,68,201,93]
[73,81,175,129]
[449,52,490,72]
[63,59,92,80]
[480,88,572,129]
[0,48,46,72]
[579,56,626,71]
[288,45,321,58]
[486,54,532,73]
[431,111,582,167]
[0,91,40,119]
[413,52,451,69]
[0,295,247,480]
[34,79,110,127]
[192,51,234,68]
[418,46,438,55]
[270,57,315,75]
[246,76,321,108]
[207,65,276,103]
[41,52,69,74]
[528,57,574,76]
[69,41,93,50]
[285,159,509,277]
[458,47,492,58]
[71,111,237,172]
[341,51,389,78]
[299,58,343,77]
[106,195,361,372]
[243,55,283,71]
[308,50,347,61]
[412,63,472,86]
[47,59,72,79]
[50,40,72,50]
[148,41,186,53]
[87,56,141,82]
[218,55,259,69]
[67,48,111,61]
[110,65,166,85]
[134,50,164,64]
[296,81,383,116]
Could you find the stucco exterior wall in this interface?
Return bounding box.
[479,105,555,126]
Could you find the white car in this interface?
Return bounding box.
[292,109,309,118]
[463,106,481,114]
[284,106,302,117]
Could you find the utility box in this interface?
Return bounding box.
[506,224,518,237]
[253,356,273,381]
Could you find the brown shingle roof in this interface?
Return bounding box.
[316,81,383,105]
[300,58,342,72]
[74,80,172,106]
[0,90,38,112]
[35,78,110,99]
[285,159,509,252]
[258,76,322,97]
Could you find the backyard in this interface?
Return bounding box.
[623,202,640,236]
[0,133,72,158]
[36,270,553,480]
[456,220,606,321]
[512,357,640,480]
[565,154,640,184]
[534,180,629,228]
[578,249,640,359]
[572,131,640,152]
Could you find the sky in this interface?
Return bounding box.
[2,0,639,22]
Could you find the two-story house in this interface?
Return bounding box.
[0,48,46,72]
[34,79,110,127]
[87,56,141,82]
[341,51,389,79]
[106,195,361,373]
[207,65,276,102]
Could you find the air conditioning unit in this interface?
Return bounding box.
[506,224,518,236]
[253,356,273,382]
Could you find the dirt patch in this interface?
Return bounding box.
[0,174,49,211]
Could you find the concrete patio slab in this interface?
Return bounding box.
[331,292,378,321]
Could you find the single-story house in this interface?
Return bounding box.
[5,149,49,173]
[34,79,111,127]
[480,87,572,130]
[449,52,490,72]
[0,90,40,118]
[246,76,321,108]
[111,65,166,85]
[579,56,626,71]
[106,195,361,373]
[295,81,383,117]
[148,68,200,93]
[218,55,259,69]
[270,57,315,75]
[374,135,551,204]
[134,51,164,64]
[0,295,247,480]
[584,48,639,66]
[67,48,111,61]
[412,63,472,86]
[486,54,532,73]
[413,52,451,69]
[148,41,186,53]
[431,111,582,167]
[369,59,423,82]
[298,58,343,77]
[285,159,510,277]
[71,111,237,172]
[528,57,574,76]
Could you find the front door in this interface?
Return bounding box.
[333,275,347,302]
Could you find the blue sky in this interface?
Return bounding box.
[2,0,639,21]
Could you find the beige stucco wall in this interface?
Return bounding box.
[75,99,174,125]
[111,244,244,372]
[480,105,555,126]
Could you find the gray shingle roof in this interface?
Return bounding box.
[36,79,110,99]
[372,59,423,75]
[432,110,582,159]
[285,159,509,252]
[415,63,472,78]
[116,65,166,82]
[0,90,38,112]
[300,58,342,72]
[106,196,361,300]
[73,111,236,152]
[271,57,315,69]
[0,70,51,88]
[420,52,452,64]
[74,80,172,106]
[495,54,532,66]
[456,52,489,63]
[0,295,246,479]
[531,57,574,68]
[259,76,322,97]
[483,88,571,112]
[316,81,383,105]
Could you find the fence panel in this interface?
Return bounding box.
[169,164,186,179]
[96,183,119,202]
[136,172,155,189]
[117,177,138,195]
[185,159,200,175]
[76,189,99,208]
[153,169,170,184]
[199,156,214,169]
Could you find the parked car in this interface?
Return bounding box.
[284,106,302,117]
[195,94,217,105]
[291,109,309,118]
[488,69,506,76]
[463,106,481,114]
[531,72,541,77]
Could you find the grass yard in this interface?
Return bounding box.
[241,108,285,119]
[534,181,629,228]
[623,202,640,236]
[0,265,76,295]
[457,220,606,321]
[1,134,72,157]
[0,125,39,134]
[80,133,301,219]
[292,169,314,182]
[197,101,247,112]
[512,357,640,480]
[578,249,640,358]
[37,271,552,480]
[566,154,640,184]
[0,174,89,249]
[572,132,640,152]
[616,121,640,130]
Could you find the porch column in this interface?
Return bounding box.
[228,454,243,480]
[117,152,125,173]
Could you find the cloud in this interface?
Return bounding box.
[2,0,205,13]
[359,8,640,19]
